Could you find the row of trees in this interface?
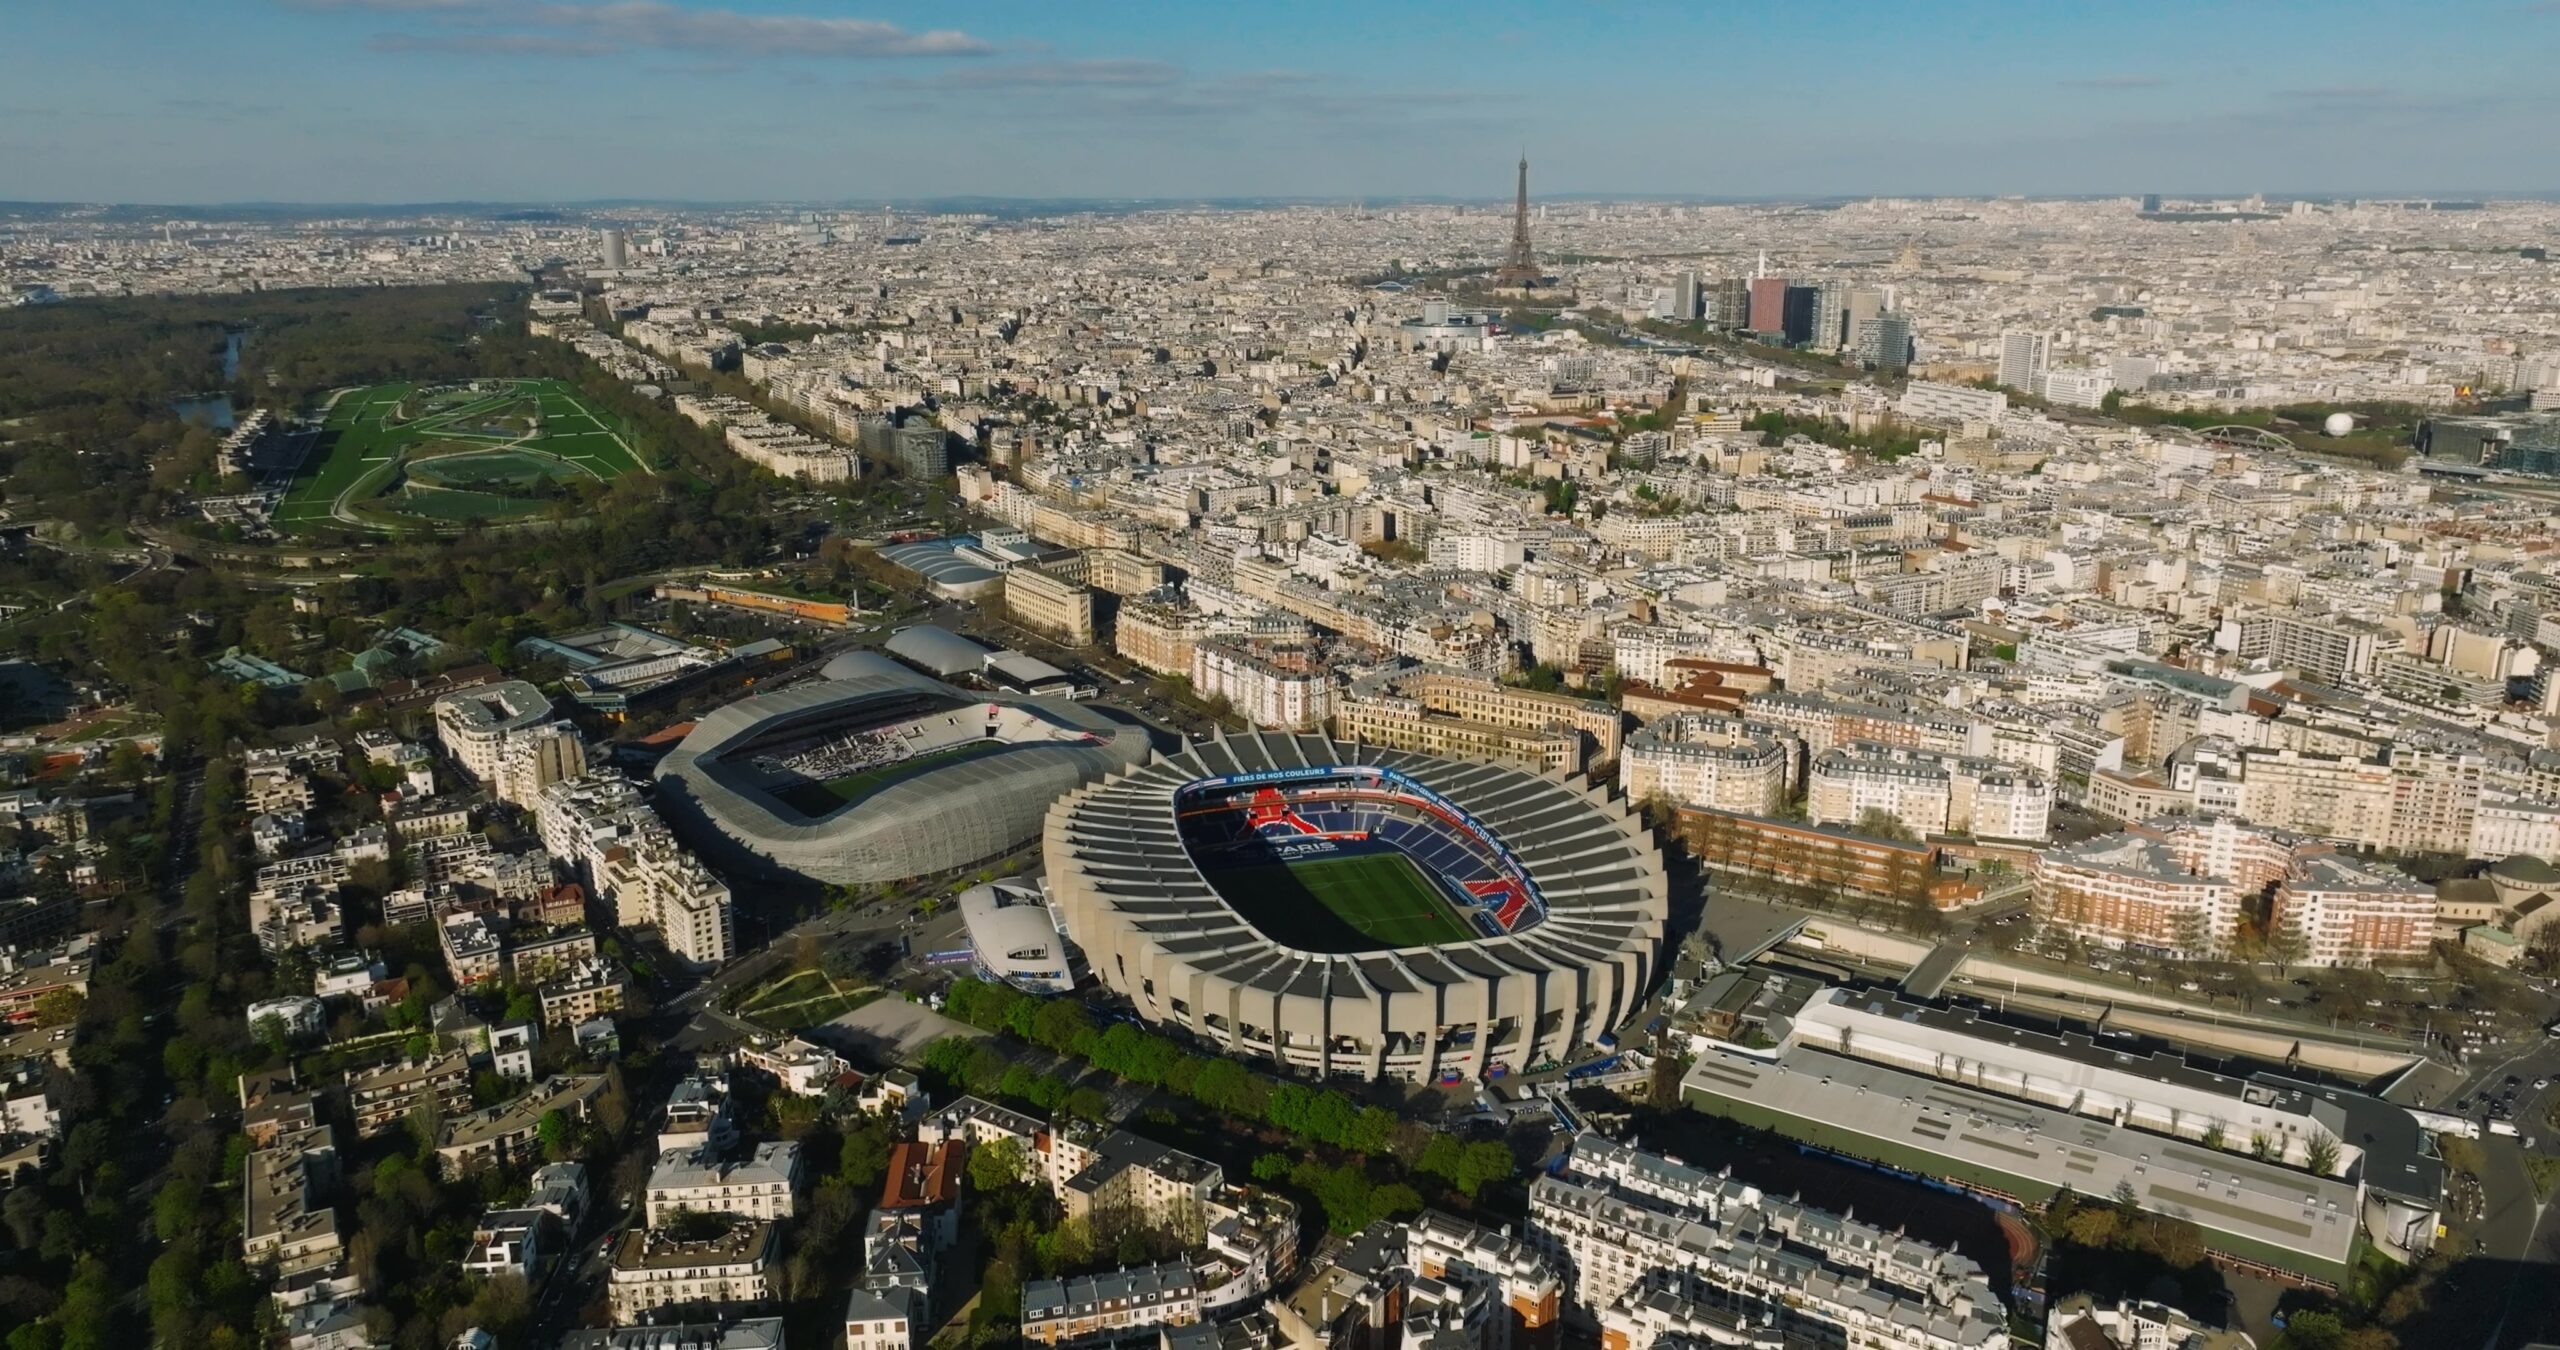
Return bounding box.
[933,978,1519,1228]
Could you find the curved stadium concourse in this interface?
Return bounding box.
[655,650,1148,885]
[1044,731,1668,1082]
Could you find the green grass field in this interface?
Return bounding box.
[773,739,1015,818]
[1216,850,1476,952]
[730,967,879,1033]
[274,377,649,533]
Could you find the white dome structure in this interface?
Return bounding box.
[2322,412,2355,437]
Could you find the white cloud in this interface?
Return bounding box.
[297,0,995,60]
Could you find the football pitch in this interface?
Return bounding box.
[272,378,650,533]
[773,739,1013,818]
[1216,850,1477,952]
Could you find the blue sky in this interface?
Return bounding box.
[6,1,2558,204]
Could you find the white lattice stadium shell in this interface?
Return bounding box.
[655,650,1150,886]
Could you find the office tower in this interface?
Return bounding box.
[1780,285,1819,346]
[600,228,628,271]
[1844,288,1885,349]
[1674,270,1701,321]
[1494,156,1540,286]
[1998,330,2051,392]
[1747,277,1788,335]
[2141,193,2164,213]
[1711,277,1749,329]
[1867,314,1914,373]
[1809,282,1848,352]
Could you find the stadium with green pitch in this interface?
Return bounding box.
[1045,737,1671,1082]
[273,377,652,534]
[1210,848,1479,952]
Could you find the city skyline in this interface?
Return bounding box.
[7,0,2560,205]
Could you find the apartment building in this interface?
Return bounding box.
[879,1140,964,1253]
[845,1290,922,1350]
[2033,817,2308,958]
[1807,742,2052,843]
[538,958,628,1027]
[2471,791,2560,861]
[2272,854,2437,967]
[2264,611,2386,684]
[438,1073,607,1173]
[2231,743,2482,855]
[1049,1125,1224,1230]
[2384,746,2485,855]
[647,1140,804,1227]
[1619,715,1791,815]
[1114,597,1206,677]
[563,1324,785,1350]
[606,1220,780,1324]
[2234,748,2393,848]
[1897,380,2008,425]
[1407,1210,1564,1350]
[344,1054,472,1138]
[1191,637,1331,732]
[1087,548,1166,597]
[1334,665,1622,775]
[434,680,589,807]
[1744,689,1978,761]
[438,910,502,987]
[590,819,734,966]
[242,1122,346,1275]
[1677,806,1969,910]
[1527,1134,2007,1348]
[920,1102,1297,1308]
[1020,1261,1202,1346]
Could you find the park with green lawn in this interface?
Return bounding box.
[273,377,651,533]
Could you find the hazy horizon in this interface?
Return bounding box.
[8,0,2560,206]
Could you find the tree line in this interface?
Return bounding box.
[932,977,1518,1233]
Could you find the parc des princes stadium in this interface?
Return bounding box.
[1044,731,1668,1083]
[652,650,1149,885]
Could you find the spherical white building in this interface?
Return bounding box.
[2322,412,2356,437]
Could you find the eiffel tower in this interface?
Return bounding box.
[1493,154,1541,287]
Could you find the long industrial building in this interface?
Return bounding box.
[1672,983,2444,1286]
[1678,1048,2368,1286]
[1044,731,1667,1082]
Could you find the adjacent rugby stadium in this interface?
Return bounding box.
[1044,731,1667,1082]
[654,650,1149,885]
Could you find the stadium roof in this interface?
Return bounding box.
[1049,730,1666,999]
[985,651,1073,691]
[878,540,1003,598]
[885,625,991,678]
[652,658,1147,885]
[958,881,1073,992]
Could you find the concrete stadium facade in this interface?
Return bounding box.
[1044,731,1669,1082]
[655,651,1149,886]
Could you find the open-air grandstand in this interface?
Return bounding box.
[1178,775,1543,938]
